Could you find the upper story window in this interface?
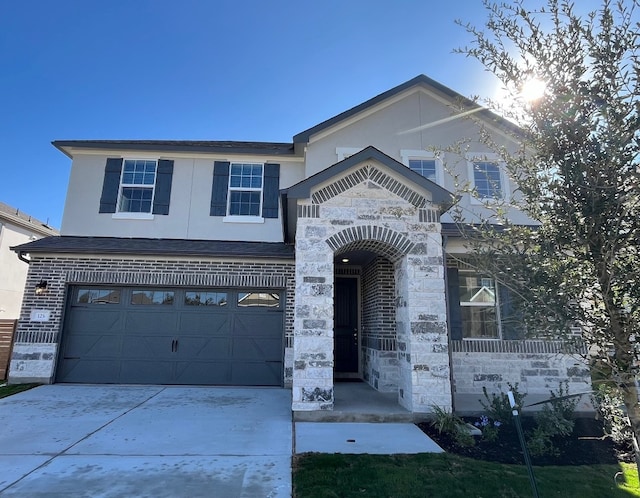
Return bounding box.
[467,154,507,201]
[99,158,173,217]
[118,159,157,213]
[228,163,263,216]
[409,159,437,181]
[210,161,280,221]
[401,150,443,185]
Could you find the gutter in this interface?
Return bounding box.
[17,251,30,264]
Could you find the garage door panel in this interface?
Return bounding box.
[174,361,230,385]
[232,338,281,361]
[125,311,178,335]
[57,359,120,384]
[122,336,175,359]
[63,334,121,358]
[231,361,281,386]
[178,313,230,336]
[176,337,230,360]
[233,313,283,336]
[119,360,174,384]
[68,309,123,334]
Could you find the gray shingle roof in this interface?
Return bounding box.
[53,140,296,158]
[0,202,59,236]
[12,236,295,259]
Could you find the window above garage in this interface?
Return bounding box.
[210,161,280,221]
[99,158,174,217]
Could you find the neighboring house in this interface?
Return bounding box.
[0,203,58,380]
[0,203,58,319]
[8,75,591,414]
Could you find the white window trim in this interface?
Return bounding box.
[227,162,264,217]
[222,215,265,224]
[336,147,363,161]
[112,212,154,220]
[116,158,158,215]
[401,149,444,186]
[466,153,510,204]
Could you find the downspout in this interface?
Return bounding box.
[442,234,456,413]
[17,251,30,264]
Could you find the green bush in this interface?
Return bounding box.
[430,405,475,447]
[479,382,527,428]
[527,381,578,457]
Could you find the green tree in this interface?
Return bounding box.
[453,0,640,467]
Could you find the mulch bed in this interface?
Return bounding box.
[417,416,632,466]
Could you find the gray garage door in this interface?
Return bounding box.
[57,286,284,386]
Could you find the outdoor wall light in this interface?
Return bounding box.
[35,280,48,295]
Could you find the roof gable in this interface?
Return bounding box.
[293,74,521,144]
[286,146,454,209]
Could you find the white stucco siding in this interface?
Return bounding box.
[302,88,533,226]
[0,223,39,318]
[61,152,304,242]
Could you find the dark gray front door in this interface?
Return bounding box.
[57,287,284,386]
[334,277,359,373]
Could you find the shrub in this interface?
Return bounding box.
[479,382,527,428]
[430,405,475,447]
[474,415,502,442]
[527,381,578,457]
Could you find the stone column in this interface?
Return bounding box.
[292,219,335,411]
[403,232,452,412]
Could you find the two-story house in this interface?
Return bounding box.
[8,75,591,415]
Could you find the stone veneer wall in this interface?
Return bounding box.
[9,255,295,384]
[292,167,452,413]
[451,341,593,413]
[361,256,398,392]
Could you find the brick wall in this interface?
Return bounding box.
[9,254,295,384]
[361,256,398,392]
[451,342,593,414]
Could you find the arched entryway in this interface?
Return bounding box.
[289,151,453,415]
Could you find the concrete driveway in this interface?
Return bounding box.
[0,385,292,497]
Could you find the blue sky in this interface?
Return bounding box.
[0,0,596,229]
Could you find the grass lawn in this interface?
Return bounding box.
[293,453,640,497]
[0,383,39,399]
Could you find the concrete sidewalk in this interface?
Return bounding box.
[295,422,443,454]
[0,385,292,497]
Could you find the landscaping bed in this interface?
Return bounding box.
[418,415,631,466]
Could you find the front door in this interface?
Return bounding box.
[334,277,359,375]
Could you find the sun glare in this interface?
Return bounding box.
[520,77,546,102]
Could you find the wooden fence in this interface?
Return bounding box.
[0,319,17,380]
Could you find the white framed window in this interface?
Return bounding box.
[227,163,263,217]
[466,153,508,201]
[401,150,444,185]
[459,270,500,339]
[336,147,363,161]
[117,159,157,213]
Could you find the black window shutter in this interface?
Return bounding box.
[99,158,123,213]
[210,161,230,216]
[152,159,174,215]
[499,283,525,340]
[446,267,463,340]
[262,163,280,218]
